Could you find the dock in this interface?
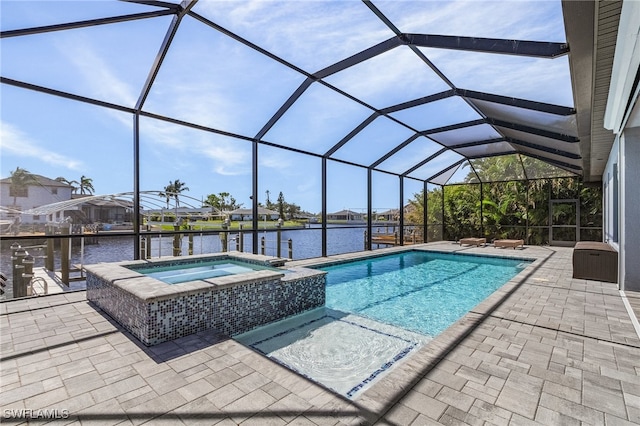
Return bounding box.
[371,232,423,246]
[27,266,85,296]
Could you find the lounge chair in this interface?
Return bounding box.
[459,237,486,247]
[494,239,524,249]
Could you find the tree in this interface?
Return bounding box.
[204,192,241,212]
[286,202,301,220]
[265,190,272,209]
[158,179,189,208]
[55,176,79,193]
[404,189,443,226]
[159,182,174,209]
[403,155,602,245]
[403,188,444,241]
[406,190,425,225]
[77,175,95,195]
[277,191,285,219]
[443,184,482,240]
[171,179,189,207]
[9,167,36,205]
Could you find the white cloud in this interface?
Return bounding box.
[52,37,143,131]
[170,83,237,133]
[200,140,251,176]
[324,45,449,108]
[196,0,393,72]
[138,115,253,176]
[296,177,317,194]
[138,19,307,139]
[58,38,138,107]
[423,48,573,105]
[0,121,84,170]
[375,0,565,42]
[258,150,292,170]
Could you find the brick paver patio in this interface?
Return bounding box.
[1,243,639,425]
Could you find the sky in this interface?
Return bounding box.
[0,0,574,214]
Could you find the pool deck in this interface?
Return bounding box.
[1,242,639,425]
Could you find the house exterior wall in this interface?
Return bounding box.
[230,214,278,221]
[606,126,640,292]
[327,212,364,221]
[602,0,640,292]
[621,127,640,291]
[0,182,73,223]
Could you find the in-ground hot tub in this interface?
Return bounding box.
[85,252,326,345]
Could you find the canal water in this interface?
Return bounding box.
[1,225,399,300]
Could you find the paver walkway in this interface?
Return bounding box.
[1,243,639,425]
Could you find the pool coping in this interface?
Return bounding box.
[287,245,536,270]
[84,251,323,303]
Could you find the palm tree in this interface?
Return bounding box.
[55,176,79,193]
[9,167,35,205]
[159,182,174,209]
[277,191,285,219]
[77,175,95,195]
[171,179,189,207]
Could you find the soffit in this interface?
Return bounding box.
[590,0,622,180]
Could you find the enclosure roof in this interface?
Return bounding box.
[22,191,201,216]
[1,0,612,185]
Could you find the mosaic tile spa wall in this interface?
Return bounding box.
[86,263,326,346]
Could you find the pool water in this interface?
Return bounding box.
[236,307,430,398]
[323,251,529,336]
[131,260,279,284]
[236,251,530,398]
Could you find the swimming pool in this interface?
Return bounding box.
[323,251,530,336]
[236,250,531,398]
